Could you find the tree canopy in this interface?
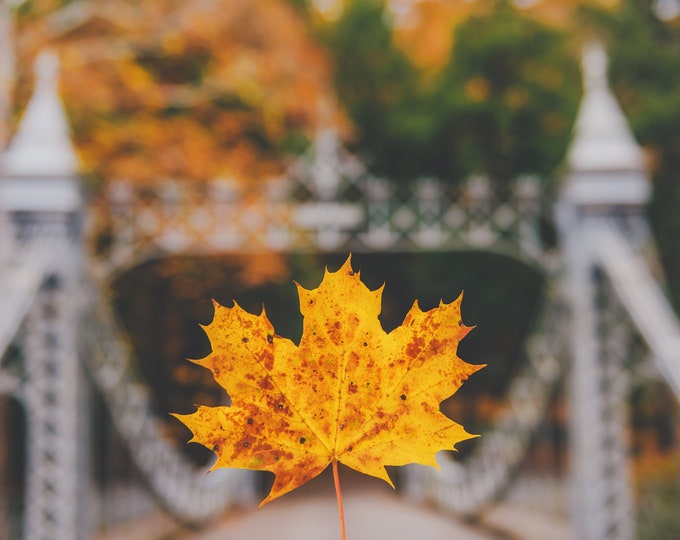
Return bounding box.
[14,0,336,183]
[317,0,580,184]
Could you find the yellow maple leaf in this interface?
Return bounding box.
[172,256,483,506]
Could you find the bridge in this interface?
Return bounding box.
[1,30,680,540]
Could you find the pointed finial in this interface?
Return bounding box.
[582,41,608,92]
[1,49,79,180]
[0,49,81,215]
[562,41,649,208]
[34,49,60,88]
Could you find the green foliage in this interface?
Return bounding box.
[319,0,580,185]
[319,0,431,182]
[637,479,680,540]
[634,443,680,540]
[431,1,581,182]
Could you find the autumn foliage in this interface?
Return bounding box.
[173,256,482,505]
[15,0,336,183]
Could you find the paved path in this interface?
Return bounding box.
[98,467,572,540]
[195,495,499,539]
[190,476,500,540]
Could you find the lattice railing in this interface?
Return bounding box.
[0,238,63,362]
[403,276,568,515]
[88,171,554,281]
[79,282,256,525]
[585,217,680,398]
[0,231,86,540]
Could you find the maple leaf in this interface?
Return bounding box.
[172,256,482,506]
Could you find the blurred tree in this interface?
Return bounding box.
[13,0,582,186]
[316,0,580,184]
[581,0,680,308]
[429,0,581,183]
[14,0,337,184]
[317,0,433,182]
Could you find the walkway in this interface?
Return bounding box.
[190,472,496,540]
[99,466,572,540]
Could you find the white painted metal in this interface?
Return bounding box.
[585,218,680,398]
[0,51,80,183]
[21,240,82,540]
[0,50,84,540]
[404,281,568,515]
[558,199,633,540]
[90,174,549,280]
[557,41,655,540]
[563,42,650,209]
[0,240,60,360]
[79,284,256,524]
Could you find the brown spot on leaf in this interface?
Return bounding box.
[262,350,275,371]
[429,338,442,353]
[406,337,424,358]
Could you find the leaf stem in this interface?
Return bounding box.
[332,459,346,540]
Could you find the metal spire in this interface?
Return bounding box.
[563,41,649,208]
[0,50,81,213]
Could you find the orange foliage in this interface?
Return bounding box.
[15,0,337,184]
[513,0,587,28]
[393,0,488,71]
[393,0,606,71]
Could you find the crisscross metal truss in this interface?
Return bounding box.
[87,134,556,281]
